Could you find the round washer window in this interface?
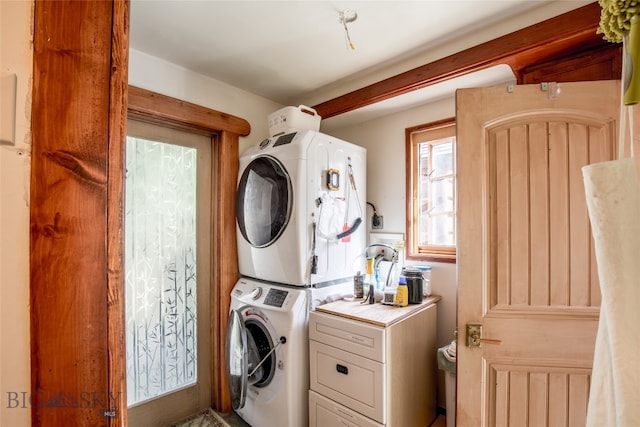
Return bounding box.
[245,320,275,388]
[237,156,292,248]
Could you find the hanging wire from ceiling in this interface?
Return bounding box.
[338,9,358,50]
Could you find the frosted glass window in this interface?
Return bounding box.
[125,136,198,406]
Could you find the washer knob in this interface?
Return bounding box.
[250,287,262,300]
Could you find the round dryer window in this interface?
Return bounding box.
[236,156,292,247]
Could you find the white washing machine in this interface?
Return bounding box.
[226,278,310,427]
[236,130,366,287]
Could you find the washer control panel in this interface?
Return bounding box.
[264,288,288,307]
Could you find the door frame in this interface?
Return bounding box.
[127,87,250,414]
[30,2,249,424]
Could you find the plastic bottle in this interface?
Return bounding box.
[353,271,363,299]
[395,275,408,307]
[363,258,375,300]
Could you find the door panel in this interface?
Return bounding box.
[125,119,212,426]
[456,81,619,426]
[489,117,610,310]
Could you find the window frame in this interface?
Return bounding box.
[405,118,457,263]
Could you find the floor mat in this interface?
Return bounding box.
[170,408,230,427]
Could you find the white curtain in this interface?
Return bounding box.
[583,152,640,424]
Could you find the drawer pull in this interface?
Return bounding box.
[336,364,349,375]
[336,408,355,419]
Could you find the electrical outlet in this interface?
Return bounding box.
[372,214,383,230]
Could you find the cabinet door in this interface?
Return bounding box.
[310,340,385,423]
[309,390,383,427]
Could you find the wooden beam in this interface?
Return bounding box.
[313,2,604,119]
[128,86,251,137]
[30,1,127,425]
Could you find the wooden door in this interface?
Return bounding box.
[456,80,619,426]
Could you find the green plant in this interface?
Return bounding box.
[598,0,640,42]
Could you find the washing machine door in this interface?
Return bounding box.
[236,155,292,248]
[226,309,249,410]
[226,307,277,410]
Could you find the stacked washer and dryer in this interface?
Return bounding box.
[226,107,367,427]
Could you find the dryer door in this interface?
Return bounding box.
[236,155,292,248]
[226,309,249,410]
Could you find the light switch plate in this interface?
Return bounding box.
[1,72,17,146]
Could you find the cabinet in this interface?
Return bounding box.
[309,296,440,427]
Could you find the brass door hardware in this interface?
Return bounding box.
[466,323,503,347]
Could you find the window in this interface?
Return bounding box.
[406,119,457,262]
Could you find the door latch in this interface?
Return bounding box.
[466,323,503,347]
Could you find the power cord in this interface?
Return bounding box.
[367,202,383,229]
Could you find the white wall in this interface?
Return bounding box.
[326,96,460,408]
[1,1,32,426]
[128,49,283,153]
[327,96,459,345]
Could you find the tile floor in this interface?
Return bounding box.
[174,408,446,427]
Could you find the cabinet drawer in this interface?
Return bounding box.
[310,311,385,362]
[309,340,385,423]
[309,390,383,427]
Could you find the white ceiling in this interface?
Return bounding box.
[129,1,591,129]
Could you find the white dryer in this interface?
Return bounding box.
[236,130,366,287]
[226,278,309,427]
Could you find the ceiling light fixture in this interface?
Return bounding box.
[338,9,358,50]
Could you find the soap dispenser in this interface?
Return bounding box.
[395,275,408,307]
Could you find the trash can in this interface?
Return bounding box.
[437,340,456,427]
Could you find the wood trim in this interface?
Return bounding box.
[210,131,239,412]
[405,118,458,263]
[128,86,251,137]
[313,2,605,119]
[520,42,622,84]
[30,1,122,425]
[108,1,130,425]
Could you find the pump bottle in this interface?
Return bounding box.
[395,275,408,307]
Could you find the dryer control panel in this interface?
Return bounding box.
[264,288,288,307]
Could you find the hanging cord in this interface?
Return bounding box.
[343,167,351,230]
[338,10,357,50]
[343,20,355,50]
[336,160,363,239]
[630,106,635,158]
[620,37,628,160]
[347,161,363,218]
[619,36,635,159]
[311,219,318,274]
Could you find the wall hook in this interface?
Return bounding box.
[541,82,561,99]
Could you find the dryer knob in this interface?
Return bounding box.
[250,287,263,300]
